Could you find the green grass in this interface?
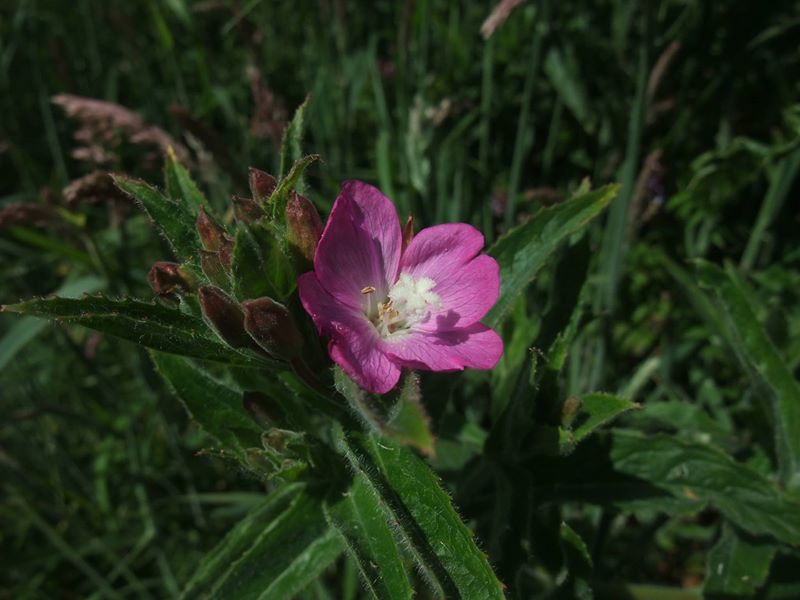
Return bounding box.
[2,1,800,598]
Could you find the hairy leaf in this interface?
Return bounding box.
[2,295,269,366]
[164,148,208,211]
[181,485,343,600]
[151,352,261,458]
[340,431,505,599]
[113,174,198,261]
[325,473,414,600]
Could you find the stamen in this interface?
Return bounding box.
[361,286,376,294]
[368,273,441,338]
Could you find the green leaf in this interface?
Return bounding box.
[113,174,198,261]
[164,148,208,211]
[340,431,505,599]
[181,484,344,600]
[561,392,639,451]
[334,368,435,455]
[151,352,261,458]
[705,523,776,598]
[2,294,268,366]
[279,96,310,182]
[325,473,414,600]
[268,154,320,219]
[232,224,295,302]
[231,225,271,301]
[0,275,105,370]
[611,430,800,544]
[486,184,617,327]
[559,522,593,600]
[695,260,800,492]
[385,372,435,456]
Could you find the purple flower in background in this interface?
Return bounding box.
[298,181,503,394]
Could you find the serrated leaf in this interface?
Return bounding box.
[486,184,617,327]
[113,174,198,261]
[340,431,505,599]
[695,260,800,492]
[611,430,800,544]
[561,392,638,451]
[151,352,261,458]
[2,295,269,366]
[181,485,343,600]
[705,523,776,598]
[267,154,320,219]
[164,148,208,211]
[279,96,309,182]
[0,275,105,370]
[325,473,414,600]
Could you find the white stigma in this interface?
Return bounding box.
[368,273,441,337]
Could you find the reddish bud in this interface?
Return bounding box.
[402,214,415,252]
[200,251,229,287]
[148,262,193,295]
[198,286,254,349]
[285,191,323,263]
[248,168,277,203]
[196,207,226,252]
[242,297,303,359]
[219,238,234,269]
[561,397,581,428]
[231,195,263,223]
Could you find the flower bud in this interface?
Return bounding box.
[218,237,234,269]
[243,391,284,428]
[285,191,322,263]
[196,207,225,252]
[198,286,254,349]
[231,195,263,223]
[242,297,303,359]
[561,397,581,428]
[248,168,277,204]
[200,251,229,288]
[148,262,193,295]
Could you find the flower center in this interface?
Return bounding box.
[364,273,440,337]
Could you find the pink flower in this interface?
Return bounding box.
[298,181,504,394]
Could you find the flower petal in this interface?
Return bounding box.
[329,336,400,395]
[417,254,500,331]
[385,323,503,372]
[400,223,485,282]
[314,181,401,309]
[298,272,400,394]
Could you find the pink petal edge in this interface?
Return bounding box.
[385,323,504,372]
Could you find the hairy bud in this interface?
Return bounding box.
[242,297,303,359]
[196,207,225,252]
[231,195,263,223]
[198,286,253,349]
[148,262,193,295]
[248,167,277,204]
[285,191,323,263]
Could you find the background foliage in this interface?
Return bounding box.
[2,1,800,598]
